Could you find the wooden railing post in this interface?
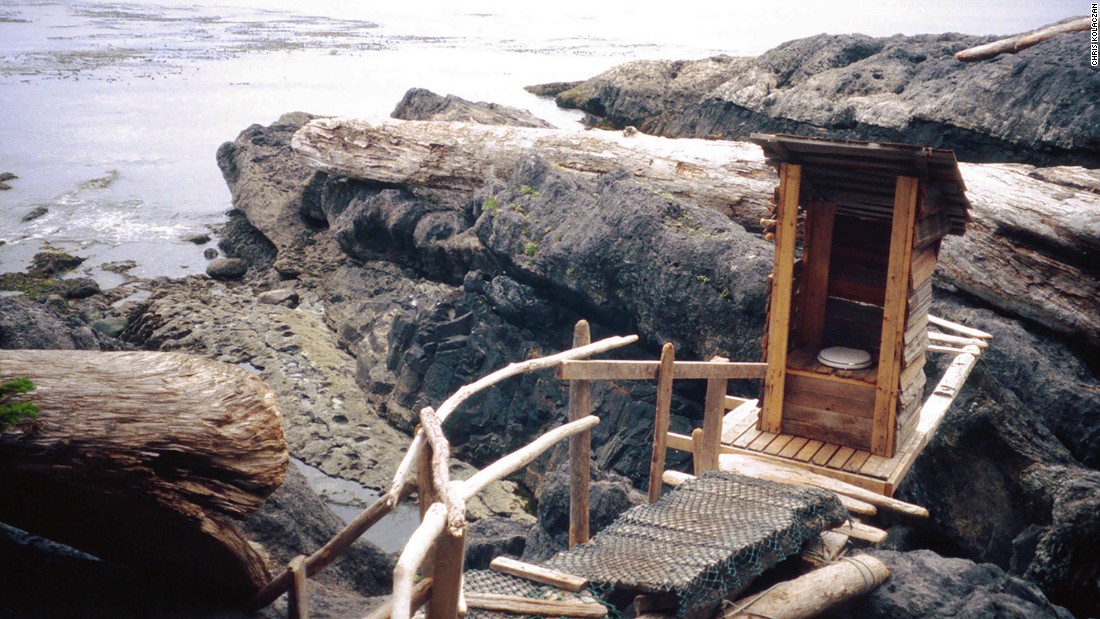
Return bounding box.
[647,343,676,503]
[568,320,592,547]
[288,555,309,619]
[700,357,729,472]
[427,531,466,619]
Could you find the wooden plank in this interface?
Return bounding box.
[761,162,801,433]
[795,439,824,462]
[785,373,876,412]
[490,557,588,593]
[666,431,693,454]
[871,175,920,457]
[929,332,989,349]
[860,454,893,480]
[778,436,809,458]
[464,593,607,618]
[763,434,793,455]
[909,244,938,288]
[831,521,888,544]
[801,531,850,569]
[568,321,592,548]
[927,314,993,340]
[842,450,871,473]
[648,343,676,503]
[783,405,873,451]
[827,446,856,469]
[691,428,705,476]
[724,395,752,410]
[748,431,780,452]
[786,366,877,389]
[559,360,766,381]
[733,427,764,449]
[799,201,836,348]
[701,370,729,472]
[288,555,309,619]
[364,578,434,619]
[811,444,840,466]
[721,400,759,444]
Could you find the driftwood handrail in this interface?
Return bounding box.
[251,329,637,617]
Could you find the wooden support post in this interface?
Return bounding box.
[647,343,676,503]
[761,163,801,433]
[799,201,836,348]
[288,555,309,619]
[364,578,434,619]
[427,530,467,619]
[872,176,920,457]
[568,320,592,548]
[691,428,705,476]
[700,358,729,472]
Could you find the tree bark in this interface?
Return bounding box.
[0,350,288,597]
[292,118,1100,346]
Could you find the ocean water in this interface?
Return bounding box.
[0,0,1080,284]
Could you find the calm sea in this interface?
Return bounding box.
[0,0,1080,284]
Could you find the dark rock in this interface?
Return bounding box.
[464,516,531,570]
[20,206,47,222]
[182,232,211,245]
[554,33,1100,167]
[205,257,248,281]
[239,465,394,598]
[203,247,219,260]
[392,88,554,128]
[216,111,326,267]
[0,296,102,350]
[101,260,137,273]
[1023,475,1100,619]
[29,250,85,276]
[0,172,15,191]
[846,550,1073,619]
[473,155,771,361]
[524,81,583,97]
[522,464,645,563]
[256,288,299,308]
[62,277,100,299]
[216,209,277,272]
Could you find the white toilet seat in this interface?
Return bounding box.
[816,346,872,370]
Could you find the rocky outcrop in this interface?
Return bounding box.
[392,88,554,128]
[548,32,1100,167]
[849,550,1073,619]
[0,296,116,350]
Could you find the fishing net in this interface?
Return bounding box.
[465,471,847,618]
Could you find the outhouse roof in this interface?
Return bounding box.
[750,133,971,236]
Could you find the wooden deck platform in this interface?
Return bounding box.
[720,344,984,497]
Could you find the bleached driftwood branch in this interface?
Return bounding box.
[955,17,1091,62]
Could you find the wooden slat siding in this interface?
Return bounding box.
[811,443,841,466]
[871,176,920,457]
[914,210,952,248]
[842,450,871,473]
[779,436,809,458]
[749,431,780,452]
[826,279,886,307]
[647,344,676,504]
[828,446,857,469]
[899,353,926,389]
[909,244,938,289]
[761,162,802,433]
[907,278,934,318]
[903,329,929,369]
[559,360,767,381]
[903,313,930,350]
[783,409,873,452]
[763,434,793,455]
[785,373,876,417]
[700,370,729,472]
[799,201,837,348]
[787,366,877,389]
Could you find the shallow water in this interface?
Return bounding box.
[0,0,1077,284]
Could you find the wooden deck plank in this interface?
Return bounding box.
[734,427,764,449]
[842,450,871,473]
[763,434,793,455]
[811,444,841,466]
[795,439,825,462]
[748,431,780,452]
[778,436,809,458]
[827,446,856,469]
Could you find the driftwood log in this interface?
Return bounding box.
[292,119,1100,346]
[955,17,1092,62]
[0,350,288,597]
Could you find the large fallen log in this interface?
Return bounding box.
[291,117,777,226]
[725,553,889,619]
[292,119,1100,346]
[0,350,289,598]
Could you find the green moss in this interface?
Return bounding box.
[0,273,58,299]
[695,274,710,284]
[522,241,539,257]
[484,197,499,217]
[508,203,525,215]
[520,184,539,197]
[1,378,40,431]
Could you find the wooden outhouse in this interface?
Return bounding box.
[750,134,971,458]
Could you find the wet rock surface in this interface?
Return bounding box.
[392,88,555,128]
[546,32,1100,167]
